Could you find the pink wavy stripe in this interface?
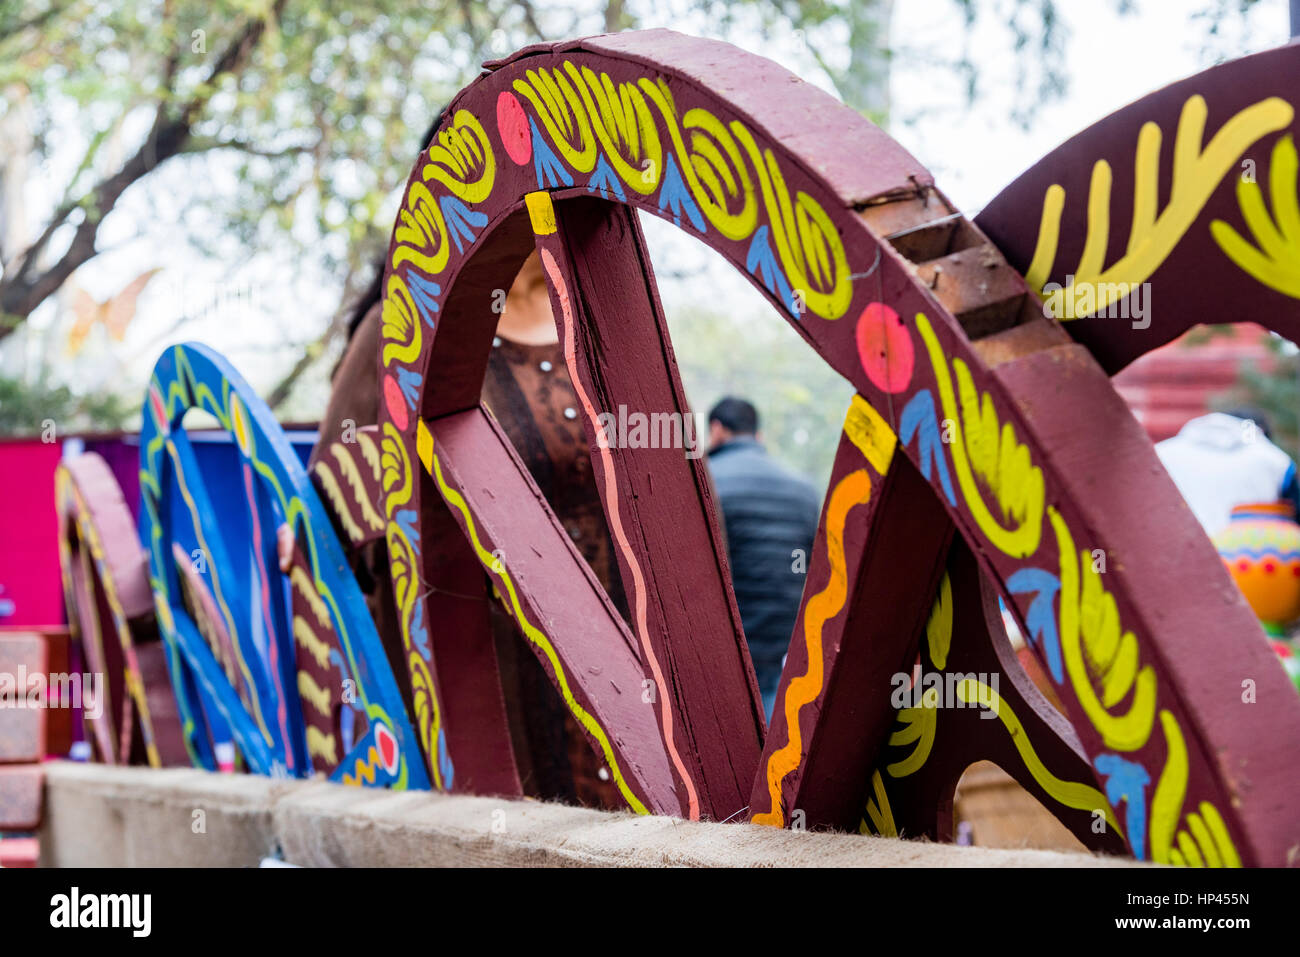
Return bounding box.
[540,247,700,820]
[243,460,292,771]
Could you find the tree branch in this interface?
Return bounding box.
[0,0,287,338]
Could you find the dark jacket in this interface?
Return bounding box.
[707,437,821,683]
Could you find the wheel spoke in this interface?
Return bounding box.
[751,396,953,829]
[525,191,764,820]
[863,537,1128,855]
[417,407,682,815]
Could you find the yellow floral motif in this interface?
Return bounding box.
[638,78,758,240]
[566,62,662,195]
[391,182,451,276]
[860,769,898,837]
[731,121,851,320]
[1211,134,1300,298]
[926,571,953,670]
[513,67,598,172]
[1149,710,1241,867]
[1027,94,1293,317]
[381,274,422,370]
[422,109,495,204]
[1049,507,1156,752]
[885,688,939,780]
[917,313,1045,558]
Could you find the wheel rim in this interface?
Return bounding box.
[139,343,429,787]
[378,29,1300,860]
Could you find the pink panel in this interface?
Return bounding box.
[0,440,65,628]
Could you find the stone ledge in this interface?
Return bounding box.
[37,761,1139,867]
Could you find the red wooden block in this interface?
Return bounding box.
[0,765,44,830]
[0,632,49,763]
[0,837,39,868]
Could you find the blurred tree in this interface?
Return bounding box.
[0,367,132,433]
[0,0,1268,427]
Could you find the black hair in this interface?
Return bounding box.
[708,396,759,435]
[344,108,445,340]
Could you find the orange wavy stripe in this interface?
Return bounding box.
[753,469,872,826]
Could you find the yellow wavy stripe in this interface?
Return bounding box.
[297,670,332,718]
[342,744,380,787]
[314,461,365,544]
[293,615,331,671]
[305,726,337,765]
[290,565,331,631]
[331,444,386,534]
[753,468,873,826]
[917,313,1044,558]
[426,444,648,816]
[956,679,1121,836]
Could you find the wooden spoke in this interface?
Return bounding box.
[526,191,764,820]
[415,408,682,814]
[750,400,953,829]
[862,537,1129,856]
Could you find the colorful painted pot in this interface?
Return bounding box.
[1212,501,1300,632]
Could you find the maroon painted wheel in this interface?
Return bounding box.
[373,30,1300,864]
[55,453,187,767]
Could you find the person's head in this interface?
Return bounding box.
[708,396,759,449]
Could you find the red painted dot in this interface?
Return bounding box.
[497,92,532,166]
[383,375,410,432]
[1237,559,1252,573]
[1264,560,1277,574]
[855,302,914,394]
[376,724,398,773]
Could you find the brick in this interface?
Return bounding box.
[0,765,44,830]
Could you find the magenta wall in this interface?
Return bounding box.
[0,439,65,627]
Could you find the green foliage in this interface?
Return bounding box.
[667,303,855,493]
[0,370,136,435]
[1227,332,1300,460]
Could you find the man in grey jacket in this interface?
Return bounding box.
[706,397,821,720]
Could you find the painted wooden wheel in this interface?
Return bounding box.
[139,343,428,788]
[977,43,1300,374]
[55,453,187,767]
[377,29,1300,863]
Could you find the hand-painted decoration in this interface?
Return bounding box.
[976,44,1300,374]
[138,343,427,789]
[369,30,1300,860]
[55,453,187,767]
